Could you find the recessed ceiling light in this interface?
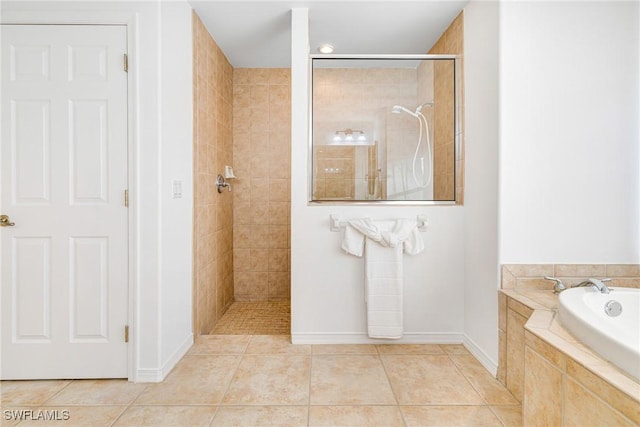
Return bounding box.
[318,43,335,54]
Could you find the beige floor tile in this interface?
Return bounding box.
[309,405,404,426]
[245,335,310,355]
[188,335,251,355]
[113,405,217,427]
[490,405,523,427]
[0,381,71,405]
[450,354,519,405]
[441,344,470,355]
[46,380,146,406]
[222,355,310,405]
[401,405,503,427]
[135,355,240,405]
[376,344,444,355]
[211,406,308,427]
[15,406,126,427]
[310,355,396,405]
[311,344,378,355]
[382,355,484,405]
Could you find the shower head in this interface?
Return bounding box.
[392,105,418,118]
[415,101,434,114]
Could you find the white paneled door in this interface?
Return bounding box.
[1,25,129,379]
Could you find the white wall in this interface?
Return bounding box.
[158,1,194,378]
[1,0,194,382]
[291,9,466,344]
[462,0,500,373]
[499,1,640,264]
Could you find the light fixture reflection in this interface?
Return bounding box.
[330,128,369,145]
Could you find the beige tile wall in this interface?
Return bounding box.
[192,13,235,335]
[501,264,640,290]
[429,11,464,202]
[232,69,291,301]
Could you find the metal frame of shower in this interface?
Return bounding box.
[307,54,461,206]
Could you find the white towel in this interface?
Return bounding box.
[365,239,404,339]
[341,218,424,339]
[341,218,424,256]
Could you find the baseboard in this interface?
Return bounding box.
[134,333,193,383]
[463,334,498,376]
[134,368,165,383]
[291,332,464,345]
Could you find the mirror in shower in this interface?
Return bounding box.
[310,56,459,203]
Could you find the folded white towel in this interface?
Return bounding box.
[341,218,424,339]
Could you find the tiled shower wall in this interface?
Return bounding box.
[232,69,291,301]
[192,13,235,334]
[429,11,464,202]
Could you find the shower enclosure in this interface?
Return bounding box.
[310,55,459,203]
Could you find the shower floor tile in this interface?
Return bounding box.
[209,300,290,335]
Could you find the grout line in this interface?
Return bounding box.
[108,381,149,426]
[486,405,512,427]
[40,379,76,405]
[447,351,490,406]
[377,353,410,427]
[207,404,219,427]
[107,403,131,427]
[307,349,313,427]
[377,353,399,406]
[215,337,248,410]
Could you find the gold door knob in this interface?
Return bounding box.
[0,215,15,227]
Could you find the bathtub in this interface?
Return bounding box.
[558,286,640,380]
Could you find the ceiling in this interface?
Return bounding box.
[188,1,468,68]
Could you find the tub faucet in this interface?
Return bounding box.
[544,276,566,294]
[574,278,611,294]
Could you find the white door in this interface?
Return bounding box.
[1,25,129,379]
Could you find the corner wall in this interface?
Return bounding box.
[462,0,500,373]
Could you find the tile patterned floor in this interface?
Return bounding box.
[1,335,523,426]
[209,301,290,335]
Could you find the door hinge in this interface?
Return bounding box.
[124,325,129,343]
[124,189,129,207]
[123,54,128,72]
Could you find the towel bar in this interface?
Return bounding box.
[329,214,428,232]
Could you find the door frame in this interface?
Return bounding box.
[1,11,139,381]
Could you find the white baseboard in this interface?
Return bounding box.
[134,369,165,383]
[134,333,193,383]
[463,334,498,376]
[291,332,463,345]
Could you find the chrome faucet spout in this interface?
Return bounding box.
[574,278,611,294]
